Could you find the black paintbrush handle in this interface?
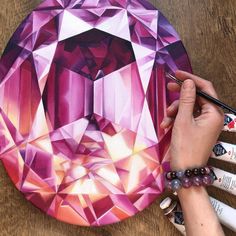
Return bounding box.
[196,90,236,115]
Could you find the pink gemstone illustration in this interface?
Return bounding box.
[0,0,192,226]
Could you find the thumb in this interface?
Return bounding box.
[177,79,196,121]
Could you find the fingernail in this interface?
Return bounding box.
[183,79,194,89]
[167,105,173,112]
[160,118,167,127]
[161,117,170,127]
[160,121,165,128]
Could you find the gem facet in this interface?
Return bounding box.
[0,0,191,226]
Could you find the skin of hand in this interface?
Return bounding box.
[161,70,224,170]
[161,70,225,236]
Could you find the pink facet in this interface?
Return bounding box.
[0,0,192,226]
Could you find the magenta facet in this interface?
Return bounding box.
[0,0,192,226]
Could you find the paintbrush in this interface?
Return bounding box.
[166,72,236,115]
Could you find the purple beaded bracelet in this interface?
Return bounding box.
[165,166,217,192]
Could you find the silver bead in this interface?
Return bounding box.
[176,171,185,179]
[171,179,182,191]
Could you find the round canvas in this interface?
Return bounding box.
[0,0,191,226]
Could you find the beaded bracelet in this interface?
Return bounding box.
[165,166,217,191]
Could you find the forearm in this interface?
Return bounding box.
[178,187,224,236]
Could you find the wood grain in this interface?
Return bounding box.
[0,0,236,235]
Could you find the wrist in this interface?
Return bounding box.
[178,185,207,199]
[177,186,209,213]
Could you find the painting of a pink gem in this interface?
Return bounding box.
[0,0,191,226]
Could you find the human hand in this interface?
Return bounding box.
[161,70,224,170]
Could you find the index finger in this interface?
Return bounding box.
[175,70,219,100]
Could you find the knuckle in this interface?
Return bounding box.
[206,80,213,87]
[180,96,195,105]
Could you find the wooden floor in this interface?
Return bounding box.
[0,0,236,235]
